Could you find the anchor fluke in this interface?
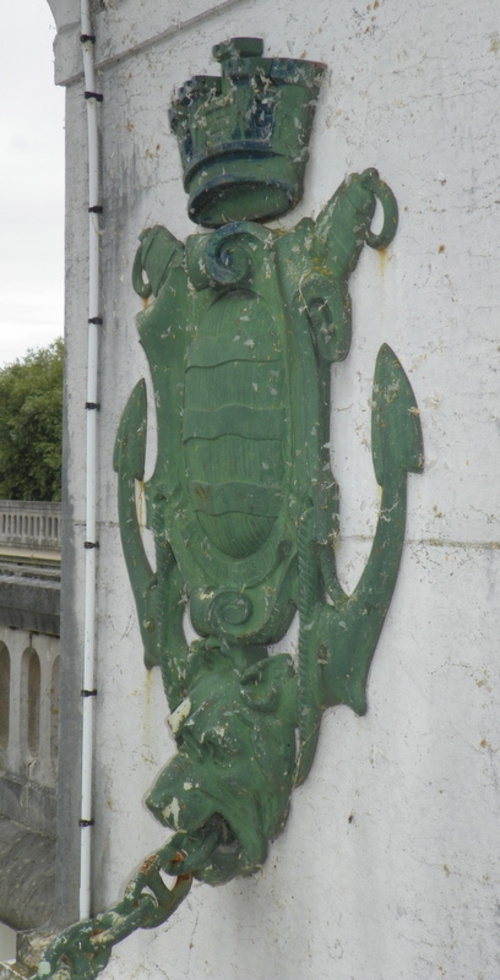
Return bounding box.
[113,380,160,668]
[113,378,148,479]
[371,343,424,486]
[296,345,423,782]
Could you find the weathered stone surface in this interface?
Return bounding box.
[0,776,56,840]
[0,564,60,636]
[0,961,26,980]
[0,817,54,930]
[0,929,58,980]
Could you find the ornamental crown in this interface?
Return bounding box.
[169,37,326,227]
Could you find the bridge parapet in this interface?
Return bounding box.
[0,501,61,553]
[0,562,60,930]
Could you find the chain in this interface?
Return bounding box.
[34,821,227,980]
[34,840,195,980]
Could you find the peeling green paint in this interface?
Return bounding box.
[36,37,423,980]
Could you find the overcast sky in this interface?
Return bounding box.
[2,1,65,369]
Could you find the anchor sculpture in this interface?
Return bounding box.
[36,37,423,979]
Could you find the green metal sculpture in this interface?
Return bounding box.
[36,37,423,980]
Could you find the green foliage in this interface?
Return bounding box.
[0,339,63,501]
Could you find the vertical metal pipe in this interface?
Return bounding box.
[79,0,101,921]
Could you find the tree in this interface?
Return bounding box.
[0,339,63,501]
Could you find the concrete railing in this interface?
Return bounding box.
[0,567,60,930]
[0,501,61,553]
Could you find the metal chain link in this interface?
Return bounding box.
[32,818,229,980]
[34,821,227,980]
[33,844,193,980]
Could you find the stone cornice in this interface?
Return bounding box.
[52,0,252,87]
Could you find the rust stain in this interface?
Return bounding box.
[140,854,157,873]
[377,247,388,276]
[489,32,500,54]
[136,479,144,526]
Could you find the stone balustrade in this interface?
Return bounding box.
[0,501,61,553]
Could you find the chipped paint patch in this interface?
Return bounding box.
[168,698,192,735]
[162,797,181,828]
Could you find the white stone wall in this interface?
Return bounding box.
[55,1,500,977]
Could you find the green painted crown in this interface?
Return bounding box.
[170,38,326,227]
